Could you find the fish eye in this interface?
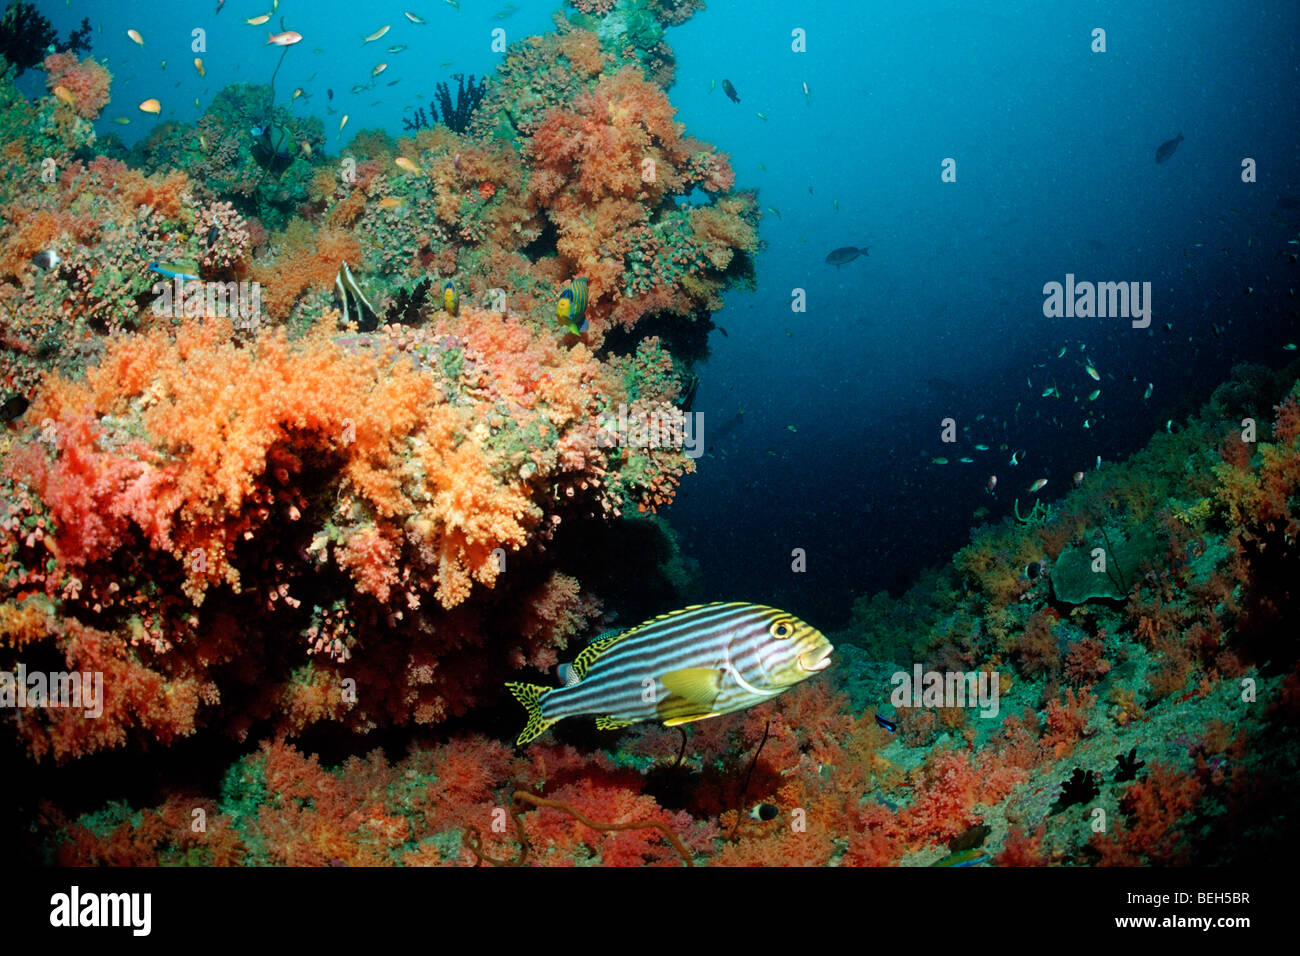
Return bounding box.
[770,619,795,640]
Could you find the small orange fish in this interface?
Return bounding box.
[394,156,420,175]
[267,30,302,46]
[127,28,144,45]
[193,57,205,76]
[377,197,403,210]
[52,85,75,107]
[139,98,161,114]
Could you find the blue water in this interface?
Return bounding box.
[662,0,1300,625]
[28,0,1300,629]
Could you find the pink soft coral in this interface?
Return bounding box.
[43,53,112,120]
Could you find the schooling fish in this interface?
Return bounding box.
[404,10,427,24]
[364,25,390,43]
[721,78,740,103]
[1155,132,1184,164]
[267,31,303,46]
[506,602,834,745]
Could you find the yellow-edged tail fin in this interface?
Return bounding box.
[505,682,559,745]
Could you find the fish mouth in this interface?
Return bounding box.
[799,644,834,673]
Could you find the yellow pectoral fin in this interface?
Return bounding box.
[662,711,722,727]
[660,667,723,706]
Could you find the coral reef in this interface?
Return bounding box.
[21,360,1300,867]
[0,12,745,766]
[5,0,1295,871]
[42,52,110,121]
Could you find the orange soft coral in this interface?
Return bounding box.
[528,67,725,317]
[253,223,363,319]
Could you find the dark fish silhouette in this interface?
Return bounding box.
[1155,132,1184,164]
[31,249,59,270]
[825,246,869,266]
[0,394,30,423]
[722,79,739,103]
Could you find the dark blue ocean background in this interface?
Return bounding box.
[26,0,1300,631]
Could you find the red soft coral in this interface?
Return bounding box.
[1090,762,1203,865]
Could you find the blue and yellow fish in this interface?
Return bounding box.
[556,276,588,335]
[506,602,834,745]
[148,259,201,281]
[442,279,458,315]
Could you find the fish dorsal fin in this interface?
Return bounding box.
[660,667,723,706]
[566,603,755,682]
[627,602,752,635]
[567,632,628,681]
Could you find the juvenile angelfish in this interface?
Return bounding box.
[506,602,834,745]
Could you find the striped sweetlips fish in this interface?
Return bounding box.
[505,602,834,745]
